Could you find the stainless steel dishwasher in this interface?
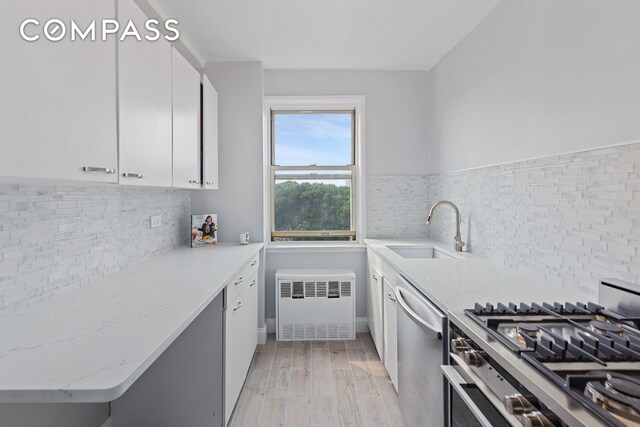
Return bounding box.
[395,274,447,427]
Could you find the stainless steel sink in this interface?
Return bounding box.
[385,245,454,259]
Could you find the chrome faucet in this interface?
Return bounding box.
[426,200,465,252]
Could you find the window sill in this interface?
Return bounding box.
[265,242,367,254]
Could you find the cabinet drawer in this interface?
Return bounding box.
[227,255,259,302]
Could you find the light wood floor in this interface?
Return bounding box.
[229,333,406,427]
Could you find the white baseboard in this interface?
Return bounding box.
[355,317,369,333]
[266,317,276,334]
[258,326,267,345]
[265,317,369,335]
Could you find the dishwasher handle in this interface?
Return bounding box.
[395,287,442,340]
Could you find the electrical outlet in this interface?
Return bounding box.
[150,215,162,228]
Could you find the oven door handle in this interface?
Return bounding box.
[395,287,442,340]
[441,365,494,427]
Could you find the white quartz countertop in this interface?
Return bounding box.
[365,238,597,313]
[0,243,263,403]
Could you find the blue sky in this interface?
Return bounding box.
[273,113,352,166]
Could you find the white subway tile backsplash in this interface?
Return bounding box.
[428,142,640,294]
[0,182,190,311]
[366,175,430,239]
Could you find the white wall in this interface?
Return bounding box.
[191,61,264,243]
[262,70,430,322]
[191,61,266,328]
[264,70,429,175]
[427,0,640,173]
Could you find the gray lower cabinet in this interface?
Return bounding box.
[111,292,224,427]
[0,403,108,427]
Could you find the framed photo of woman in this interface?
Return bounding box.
[191,214,218,247]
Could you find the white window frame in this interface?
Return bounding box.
[263,96,366,245]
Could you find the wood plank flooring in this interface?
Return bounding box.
[229,333,405,427]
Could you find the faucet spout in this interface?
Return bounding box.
[426,200,465,252]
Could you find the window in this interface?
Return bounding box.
[270,110,357,241]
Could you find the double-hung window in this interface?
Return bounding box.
[270,109,357,241]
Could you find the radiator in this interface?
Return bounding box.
[276,269,356,341]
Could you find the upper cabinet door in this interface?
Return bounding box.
[118,0,172,187]
[171,48,201,188]
[202,75,219,189]
[0,0,117,182]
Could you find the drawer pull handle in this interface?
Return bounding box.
[235,276,244,285]
[387,292,396,302]
[189,179,201,184]
[232,301,243,311]
[205,181,215,185]
[250,280,256,287]
[122,172,144,179]
[82,166,115,174]
[251,260,257,267]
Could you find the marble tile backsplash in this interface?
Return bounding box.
[428,143,640,294]
[0,182,190,311]
[367,175,429,238]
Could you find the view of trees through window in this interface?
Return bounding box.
[275,181,351,231]
[271,111,355,241]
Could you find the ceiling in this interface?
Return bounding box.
[151,0,500,70]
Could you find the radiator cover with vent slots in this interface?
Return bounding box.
[276,269,355,341]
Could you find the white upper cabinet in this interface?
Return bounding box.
[202,75,219,189]
[117,0,172,187]
[171,48,201,188]
[0,0,118,182]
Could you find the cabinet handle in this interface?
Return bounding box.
[234,276,244,285]
[82,166,115,174]
[251,260,257,267]
[189,180,201,184]
[387,292,396,302]
[232,301,243,311]
[250,280,256,287]
[122,172,144,179]
[205,181,215,185]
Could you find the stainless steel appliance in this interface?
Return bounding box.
[445,279,640,427]
[395,274,447,426]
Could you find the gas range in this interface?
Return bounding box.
[462,279,640,427]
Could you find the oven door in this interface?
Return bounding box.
[441,365,512,427]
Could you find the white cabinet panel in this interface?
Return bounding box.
[224,267,259,424]
[245,272,259,358]
[367,254,384,360]
[202,75,219,189]
[117,0,172,187]
[171,48,201,188]
[224,284,245,424]
[383,278,398,391]
[0,0,117,182]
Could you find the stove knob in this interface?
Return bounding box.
[522,411,554,427]
[450,338,470,354]
[503,394,535,415]
[462,350,484,367]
